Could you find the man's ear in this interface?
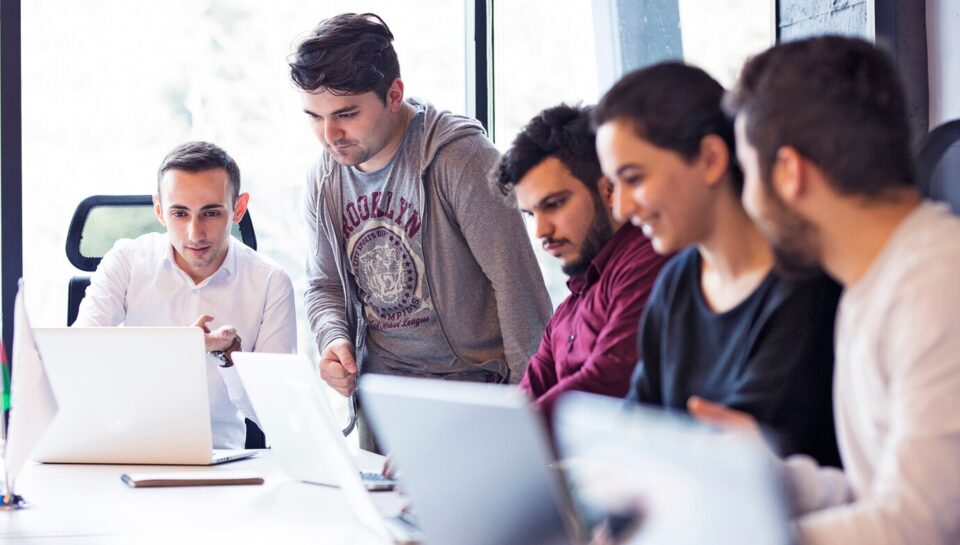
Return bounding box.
[233,192,250,223]
[386,78,405,112]
[153,194,165,226]
[598,175,615,208]
[772,146,805,204]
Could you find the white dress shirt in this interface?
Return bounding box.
[784,203,960,545]
[74,232,297,449]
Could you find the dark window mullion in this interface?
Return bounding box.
[1,0,24,367]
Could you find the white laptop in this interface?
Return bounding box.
[554,392,793,545]
[232,353,419,544]
[360,374,586,545]
[30,327,256,465]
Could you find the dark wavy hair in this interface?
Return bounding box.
[157,141,241,204]
[289,13,400,102]
[491,104,603,196]
[726,35,913,197]
[592,62,743,194]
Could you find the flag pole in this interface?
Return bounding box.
[1,282,30,510]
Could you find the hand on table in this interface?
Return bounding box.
[687,396,761,434]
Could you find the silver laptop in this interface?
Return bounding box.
[30,327,255,465]
[360,374,584,545]
[232,353,419,544]
[554,392,793,545]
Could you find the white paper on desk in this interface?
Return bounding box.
[4,281,58,482]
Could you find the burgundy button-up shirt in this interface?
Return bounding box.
[519,224,670,413]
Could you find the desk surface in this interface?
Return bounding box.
[2,450,397,544]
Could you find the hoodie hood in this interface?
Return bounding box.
[410,97,488,175]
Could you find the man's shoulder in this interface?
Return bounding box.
[429,130,496,164]
[604,226,667,270]
[858,203,960,302]
[231,241,291,282]
[889,202,960,265]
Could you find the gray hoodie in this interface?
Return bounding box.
[303,98,552,387]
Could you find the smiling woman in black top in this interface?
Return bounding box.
[592,62,841,466]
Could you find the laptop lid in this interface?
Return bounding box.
[30,327,214,465]
[359,374,579,545]
[233,353,402,543]
[554,392,793,545]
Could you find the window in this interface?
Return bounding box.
[493,0,601,306]
[494,0,773,306]
[21,0,465,435]
[21,0,465,353]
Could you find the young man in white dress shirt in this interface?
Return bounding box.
[689,36,960,545]
[74,141,297,449]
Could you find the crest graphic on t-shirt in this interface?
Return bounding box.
[347,222,428,323]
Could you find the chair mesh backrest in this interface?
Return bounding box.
[918,120,960,215]
[78,204,166,260]
[67,195,255,272]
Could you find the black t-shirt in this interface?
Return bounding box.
[628,247,842,466]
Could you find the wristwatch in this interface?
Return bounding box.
[210,335,242,368]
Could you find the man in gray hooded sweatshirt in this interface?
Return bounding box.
[290,12,552,448]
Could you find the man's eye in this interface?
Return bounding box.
[339,112,357,119]
[171,211,187,218]
[543,198,565,210]
[203,211,222,217]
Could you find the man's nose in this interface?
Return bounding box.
[534,213,554,241]
[324,119,343,144]
[187,216,204,241]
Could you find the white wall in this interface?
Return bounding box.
[927,0,960,127]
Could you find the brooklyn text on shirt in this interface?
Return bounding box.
[343,191,422,239]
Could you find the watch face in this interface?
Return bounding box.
[213,352,232,368]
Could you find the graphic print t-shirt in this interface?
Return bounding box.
[340,109,459,376]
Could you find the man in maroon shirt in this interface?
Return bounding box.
[490,104,671,415]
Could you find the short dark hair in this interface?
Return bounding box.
[726,35,913,196]
[289,12,401,102]
[491,104,603,196]
[157,141,241,203]
[592,62,743,193]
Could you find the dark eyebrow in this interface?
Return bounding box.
[616,164,644,177]
[167,204,227,211]
[331,105,359,116]
[524,190,572,213]
[303,105,359,118]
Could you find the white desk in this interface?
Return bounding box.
[1,451,397,544]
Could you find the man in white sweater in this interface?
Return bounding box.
[689,36,960,544]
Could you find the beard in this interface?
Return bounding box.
[327,140,373,166]
[561,196,616,276]
[759,197,823,280]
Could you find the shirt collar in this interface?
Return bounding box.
[158,234,237,286]
[565,223,640,294]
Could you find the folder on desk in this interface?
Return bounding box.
[121,470,264,488]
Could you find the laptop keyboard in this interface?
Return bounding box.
[360,471,393,482]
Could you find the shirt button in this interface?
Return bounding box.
[568,334,576,342]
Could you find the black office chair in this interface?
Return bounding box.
[65,194,265,448]
[917,119,960,213]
